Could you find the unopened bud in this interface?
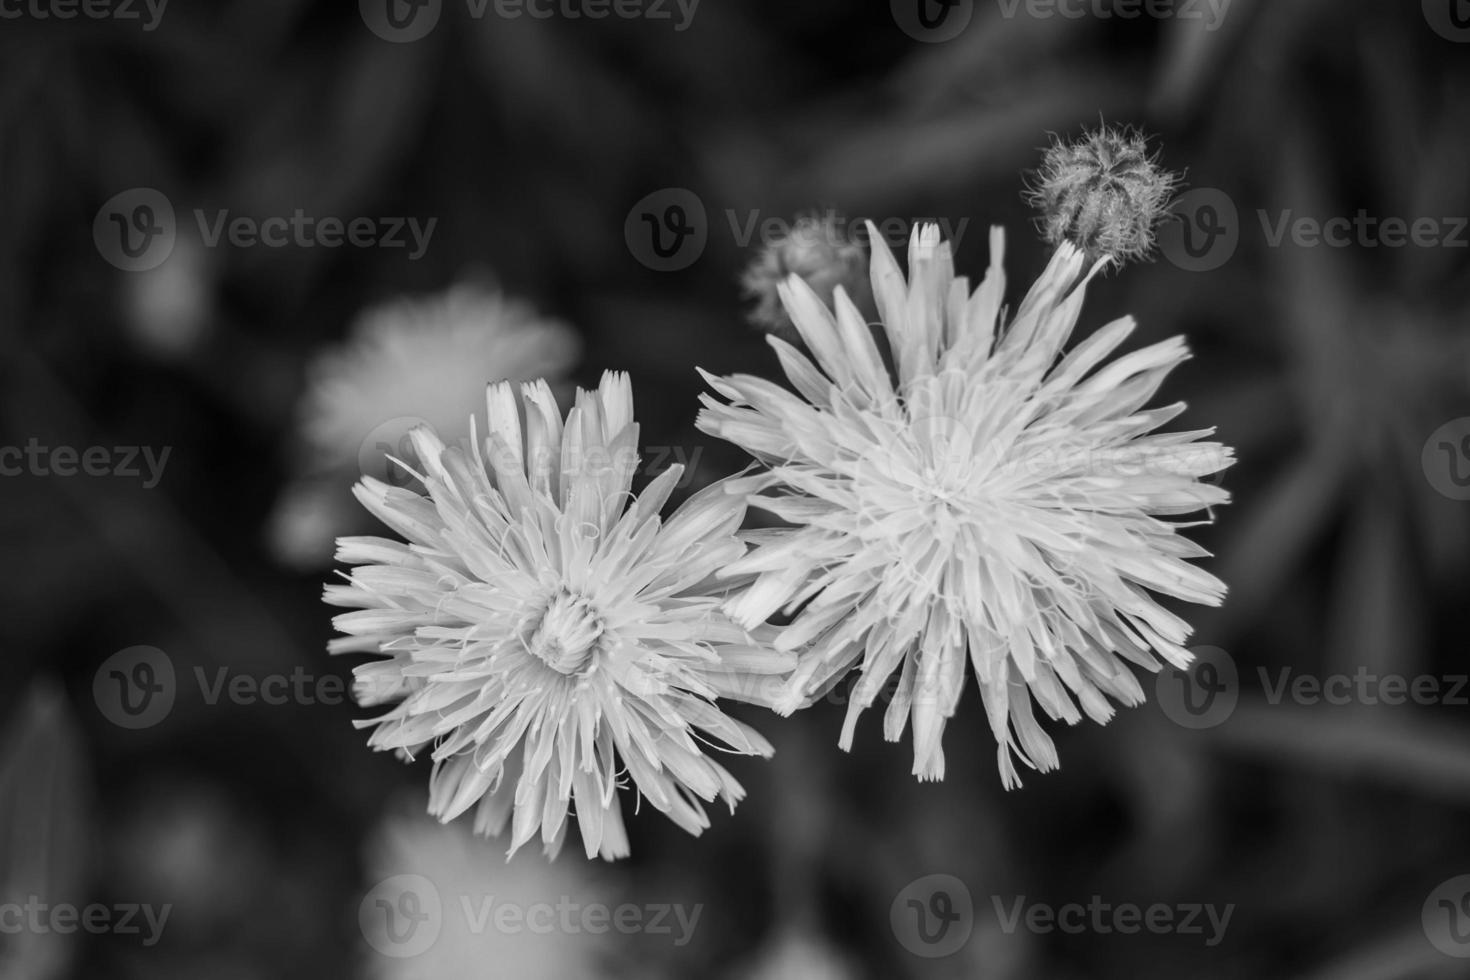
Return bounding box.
[1027,126,1180,267]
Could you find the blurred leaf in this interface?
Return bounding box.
[1295,926,1467,980]
[1150,0,1260,120]
[796,73,1136,204]
[1208,700,1470,805]
[1216,446,1344,636]
[0,680,94,980]
[1326,485,1424,679]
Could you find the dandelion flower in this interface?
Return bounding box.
[326,372,792,859]
[270,281,579,568]
[698,223,1232,786]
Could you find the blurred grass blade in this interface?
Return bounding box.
[0,680,94,980]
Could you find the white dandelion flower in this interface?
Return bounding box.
[326,371,793,860]
[697,223,1232,786]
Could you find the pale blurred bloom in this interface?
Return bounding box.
[302,282,580,464]
[266,478,351,569]
[732,928,860,980]
[699,223,1232,786]
[271,282,578,568]
[122,230,213,360]
[327,372,792,859]
[362,809,610,980]
[741,212,870,339]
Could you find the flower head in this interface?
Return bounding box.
[1026,126,1179,266]
[741,212,871,339]
[698,223,1232,786]
[300,282,580,468]
[326,372,792,859]
[271,282,579,569]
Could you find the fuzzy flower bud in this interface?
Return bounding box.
[1027,126,1180,267]
[741,212,871,338]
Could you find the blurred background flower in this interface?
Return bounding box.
[361,806,613,980]
[268,280,579,568]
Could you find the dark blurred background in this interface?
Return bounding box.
[3,1,1470,977]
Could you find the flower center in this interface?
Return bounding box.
[526,591,603,675]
